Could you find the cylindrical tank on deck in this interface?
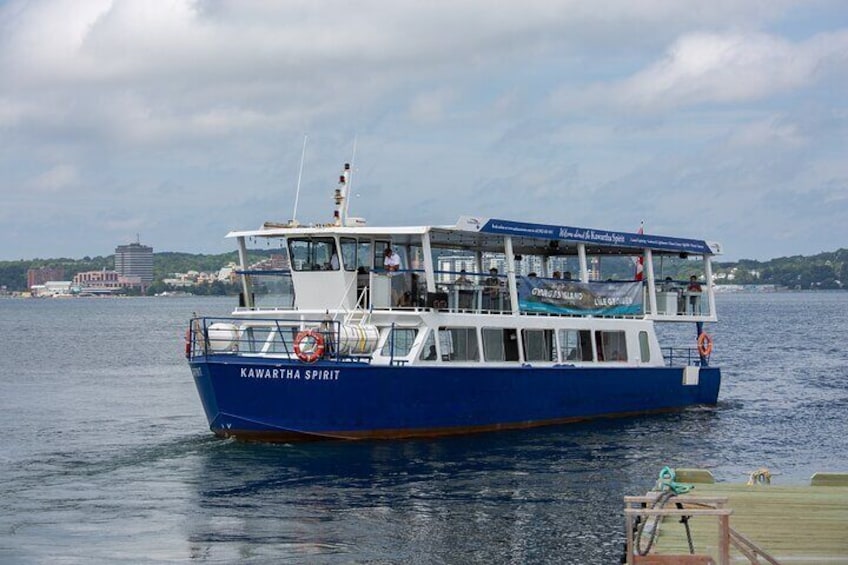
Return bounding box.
[207,323,239,352]
[337,324,380,355]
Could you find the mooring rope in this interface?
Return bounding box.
[635,467,697,557]
[747,467,772,486]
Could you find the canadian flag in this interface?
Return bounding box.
[633,221,644,281]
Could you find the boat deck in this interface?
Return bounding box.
[624,469,848,564]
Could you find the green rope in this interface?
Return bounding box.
[635,467,697,556]
[654,466,694,495]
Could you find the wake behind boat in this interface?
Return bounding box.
[186,163,722,441]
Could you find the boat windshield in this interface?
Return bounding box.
[288,238,338,271]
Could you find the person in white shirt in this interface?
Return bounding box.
[383,247,401,272]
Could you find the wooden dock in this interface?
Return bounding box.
[624,470,848,564]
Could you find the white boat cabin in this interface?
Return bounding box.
[227,215,720,322]
[207,210,721,369]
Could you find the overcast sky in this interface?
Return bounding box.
[1,1,846,262]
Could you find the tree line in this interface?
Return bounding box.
[1,248,846,293]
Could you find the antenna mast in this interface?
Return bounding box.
[333,163,350,226]
[334,136,358,226]
[342,136,357,224]
[291,135,308,224]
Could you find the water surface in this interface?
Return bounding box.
[1,293,846,563]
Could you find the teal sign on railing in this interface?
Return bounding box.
[518,278,643,316]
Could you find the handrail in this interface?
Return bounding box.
[624,496,732,565]
[235,269,292,276]
[188,316,347,361]
[727,529,781,565]
[331,273,360,322]
[624,494,780,565]
[662,347,708,367]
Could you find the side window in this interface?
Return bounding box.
[357,241,372,270]
[407,245,423,270]
[639,331,650,362]
[559,329,593,361]
[380,328,417,357]
[419,330,437,361]
[482,328,519,361]
[438,327,479,362]
[522,329,555,362]
[340,238,358,272]
[596,330,627,362]
[374,240,390,270]
[482,328,504,361]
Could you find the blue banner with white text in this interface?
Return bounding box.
[478,218,714,255]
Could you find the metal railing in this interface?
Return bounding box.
[662,347,710,367]
[186,316,370,363]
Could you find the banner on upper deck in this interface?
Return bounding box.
[517,278,644,316]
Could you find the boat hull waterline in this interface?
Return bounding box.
[191,356,720,441]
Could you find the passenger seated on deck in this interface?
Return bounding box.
[661,276,677,292]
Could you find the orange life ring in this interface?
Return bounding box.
[697,332,713,356]
[294,330,325,363]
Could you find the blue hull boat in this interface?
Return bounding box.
[186,163,723,441]
[191,356,720,441]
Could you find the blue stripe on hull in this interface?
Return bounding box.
[190,357,720,441]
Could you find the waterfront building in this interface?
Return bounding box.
[73,270,121,292]
[27,266,65,289]
[31,281,73,297]
[115,241,153,288]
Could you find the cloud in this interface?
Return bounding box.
[408,88,457,124]
[553,29,848,114]
[31,165,80,193]
[626,31,848,109]
[0,1,847,260]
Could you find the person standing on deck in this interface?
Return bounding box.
[687,275,703,314]
[687,275,702,292]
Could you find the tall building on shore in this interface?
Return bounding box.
[115,239,154,287]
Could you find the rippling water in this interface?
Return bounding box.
[1,293,846,563]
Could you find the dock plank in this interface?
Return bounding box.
[648,482,848,564]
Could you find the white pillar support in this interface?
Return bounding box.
[504,236,520,316]
[237,236,254,308]
[577,244,589,283]
[644,249,657,316]
[422,230,436,292]
[704,255,716,318]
